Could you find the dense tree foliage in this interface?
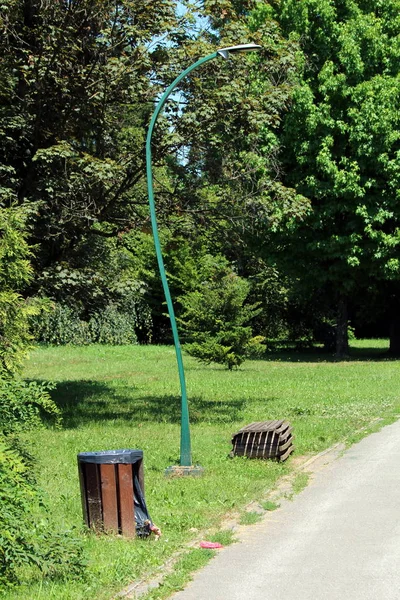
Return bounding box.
[178,254,265,368]
[151,0,312,349]
[1,0,399,357]
[0,202,84,589]
[0,205,44,373]
[0,0,193,341]
[264,0,400,354]
[167,1,308,254]
[0,0,185,319]
[0,0,180,242]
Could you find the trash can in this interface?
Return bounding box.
[77,449,151,538]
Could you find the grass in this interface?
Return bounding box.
[260,500,280,511]
[292,472,310,495]
[6,339,400,599]
[239,511,263,525]
[142,548,216,600]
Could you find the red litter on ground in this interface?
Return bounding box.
[199,541,223,549]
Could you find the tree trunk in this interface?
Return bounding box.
[335,297,349,357]
[389,315,400,355]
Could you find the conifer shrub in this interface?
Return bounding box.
[179,255,265,369]
[0,206,47,375]
[0,377,60,434]
[0,433,86,589]
[0,435,41,588]
[0,205,86,590]
[0,375,86,590]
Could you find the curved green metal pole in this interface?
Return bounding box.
[146,52,218,466]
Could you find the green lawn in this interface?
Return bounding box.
[8,340,400,599]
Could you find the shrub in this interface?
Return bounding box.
[34,529,87,581]
[31,302,142,346]
[88,305,138,345]
[0,375,86,590]
[0,206,47,374]
[33,237,153,344]
[0,435,41,588]
[179,255,265,369]
[30,304,91,345]
[0,377,61,434]
[0,435,86,589]
[0,204,85,590]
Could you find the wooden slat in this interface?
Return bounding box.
[238,422,258,433]
[78,460,89,528]
[235,443,283,455]
[270,429,276,456]
[235,421,290,435]
[234,444,281,452]
[278,435,295,453]
[278,426,293,443]
[118,464,135,538]
[244,431,251,455]
[275,421,290,435]
[100,464,119,534]
[249,431,257,457]
[234,436,282,449]
[262,420,280,431]
[279,445,295,462]
[234,432,279,447]
[238,420,285,433]
[235,444,294,458]
[256,448,280,458]
[261,430,268,457]
[257,431,263,457]
[84,463,102,530]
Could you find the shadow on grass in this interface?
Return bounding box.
[262,346,396,363]
[38,380,248,428]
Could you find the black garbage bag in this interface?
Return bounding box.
[133,471,153,537]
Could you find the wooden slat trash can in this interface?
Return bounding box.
[231,420,294,462]
[77,449,149,537]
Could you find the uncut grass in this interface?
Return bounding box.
[8,340,400,600]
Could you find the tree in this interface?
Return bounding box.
[166,1,309,254]
[265,0,400,354]
[0,0,185,270]
[179,254,265,369]
[0,0,310,345]
[0,205,44,374]
[141,0,310,345]
[0,1,212,341]
[0,203,84,589]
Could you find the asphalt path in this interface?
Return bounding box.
[171,419,400,600]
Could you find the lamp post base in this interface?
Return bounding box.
[164,465,204,477]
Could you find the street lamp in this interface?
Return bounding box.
[146,43,262,473]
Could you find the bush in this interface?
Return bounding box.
[88,305,138,345]
[33,236,153,344]
[179,255,265,369]
[0,435,86,590]
[0,435,41,588]
[30,304,91,346]
[0,203,85,591]
[34,529,87,581]
[0,376,86,591]
[0,377,60,434]
[31,302,140,345]
[0,206,47,375]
